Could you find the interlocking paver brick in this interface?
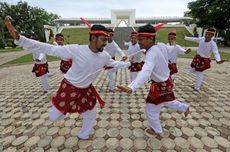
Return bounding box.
[24,136,40,147]
[119,138,133,149]
[1,59,230,151]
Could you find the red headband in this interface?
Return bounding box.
[89,30,108,36]
[168,35,176,38]
[206,31,215,35]
[55,36,64,41]
[130,34,138,37]
[137,33,157,37]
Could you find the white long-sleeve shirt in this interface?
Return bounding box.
[53,41,70,61]
[185,37,221,61]
[128,44,170,91]
[104,40,126,58]
[166,43,187,63]
[15,36,130,88]
[31,50,47,64]
[125,42,143,63]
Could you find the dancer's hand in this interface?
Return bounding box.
[117,85,132,93]
[34,59,41,62]
[4,16,20,40]
[121,56,128,61]
[141,49,146,54]
[185,48,191,54]
[104,65,114,70]
[216,60,225,64]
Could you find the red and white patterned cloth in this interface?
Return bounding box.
[32,62,49,77]
[168,63,178,75]
[191,54,211,72]
[129,62,143,72]
[52,79,105,114]
[146,77,175,105]
[60,60,72,74]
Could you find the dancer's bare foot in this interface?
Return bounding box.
[194,87,200,92]
[184,107,190,117]
[78,134,96,140]
[43,91,48,94]
[145,128,158,137]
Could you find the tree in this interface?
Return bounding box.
[0,17,6,48]
[187,0,230,45]
[0,1,60,47]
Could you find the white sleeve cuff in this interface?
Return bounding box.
[128,84,136,92]
[14,35,24,45]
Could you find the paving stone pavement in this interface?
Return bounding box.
[0,59,230,152]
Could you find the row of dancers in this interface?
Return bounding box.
[4,16,224,140]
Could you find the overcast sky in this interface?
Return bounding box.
[1,0,195,18]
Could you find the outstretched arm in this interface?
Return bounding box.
[4,16,74,59]
[174,45,191,55]
[107,58,131,69]
[211,42,225,64]
[185,48,191,54]
[117,50,155,93]
[184,36,202,43]
[4,16,20,40]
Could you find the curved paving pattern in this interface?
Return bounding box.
[0,59,230,152]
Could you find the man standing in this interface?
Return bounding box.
[5,16,130,140]
[124,31,144,81]
[117,24,190,135]
[30,33,49,93]
[104,28,128,92]
[185,28,224,91]
[53,33,72,74]
[167,30,191,80]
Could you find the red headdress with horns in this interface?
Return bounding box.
[137,22,167,37]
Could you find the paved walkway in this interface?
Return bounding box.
[0,50,30,65]
[0,59,230,152]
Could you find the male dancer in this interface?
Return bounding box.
[53,33,72,74]
[167,30,191,80]
[104,28,127,92]
[185,28,224,91]
[5,16,130,140]
[124,31,144,81]
[118,24,190,135]
[30,33,49,93]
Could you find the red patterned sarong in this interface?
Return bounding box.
[129,62,143,72]
[146,77,175,105]
[32,63,49,77]
[168,63,178,75]
[60,60,72,74]
[191,54,211,72]
[52,79,105,114]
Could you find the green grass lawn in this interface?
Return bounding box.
[62,27,198,46]
[0,47,23,53]
[2,54,59,67]
[156,27,197,47]
[62,28,90,44]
